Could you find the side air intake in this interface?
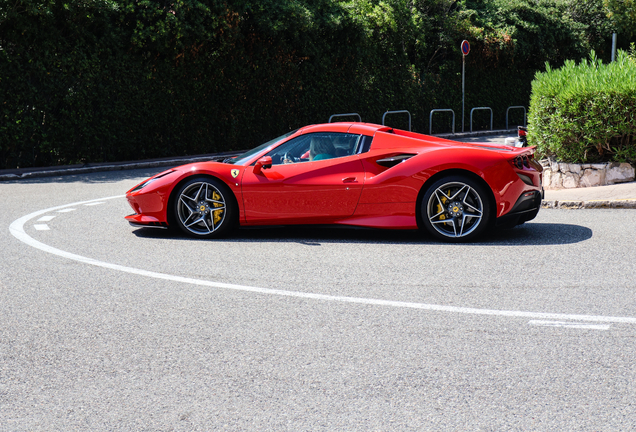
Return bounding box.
[375,154,416,168]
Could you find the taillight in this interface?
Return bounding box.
[510,155,531,170]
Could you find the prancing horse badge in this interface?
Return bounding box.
[231,169,240,178]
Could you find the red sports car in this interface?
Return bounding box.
[125,122,543,242]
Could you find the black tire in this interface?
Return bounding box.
[420,175,492,242]
[173,176,236,239]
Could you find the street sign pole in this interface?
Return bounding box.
[461,40,470,133]
[462,54,465,132]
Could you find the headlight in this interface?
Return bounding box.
[130,170,175,192]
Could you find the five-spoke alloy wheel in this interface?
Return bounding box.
[174,177,235,238]
[421,175,491,242]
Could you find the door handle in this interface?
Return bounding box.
[342,177,358,183]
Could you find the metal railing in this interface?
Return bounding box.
[328,113,362,123]
[328,106,524,135]
[382,110,411,131]
[429,109,455,135]
[506,106,527,129]
[470,107,493,132]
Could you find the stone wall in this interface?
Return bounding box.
[540,160,635,189]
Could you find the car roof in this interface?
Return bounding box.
[300,122,391,135]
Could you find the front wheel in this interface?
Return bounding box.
[421,175,492,242]
[173,176,236,239]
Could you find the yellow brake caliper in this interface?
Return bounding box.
[436,190,450,223]
[211,191,224,225]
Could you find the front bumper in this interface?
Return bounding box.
[125,213,169,229]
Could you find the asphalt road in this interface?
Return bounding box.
[2,169,636,431]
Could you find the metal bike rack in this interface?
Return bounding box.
[506,106,527,129]
[328,113,362,123]
[429,109,455,135]
[470,107,493,132]
[381,110,412,131]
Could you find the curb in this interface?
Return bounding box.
[0,152,242,182]
[541,199,636,209]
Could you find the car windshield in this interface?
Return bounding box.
[224,129,299,165]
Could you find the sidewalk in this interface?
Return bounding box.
[542,182,636,209]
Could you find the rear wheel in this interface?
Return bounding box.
[173,176,236,239]
[421,175,491,242]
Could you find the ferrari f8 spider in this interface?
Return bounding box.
[125,122,543,242]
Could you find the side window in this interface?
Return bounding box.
[265,133,362,165]
[264,135,311,165]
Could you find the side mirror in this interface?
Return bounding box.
[254,156,272,174]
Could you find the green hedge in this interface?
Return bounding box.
[0,0,628,170]
[528,49,636,163]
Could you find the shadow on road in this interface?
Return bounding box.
[132,222,592,246]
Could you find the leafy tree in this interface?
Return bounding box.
[605,0,636,37]
[2,0,634,169]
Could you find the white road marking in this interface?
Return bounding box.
[33,224,50,231]
[57,208,76,213]
[9,196,636,325]
[529,320,611,330]
[37,216,56,222]
[84,202,105,206]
